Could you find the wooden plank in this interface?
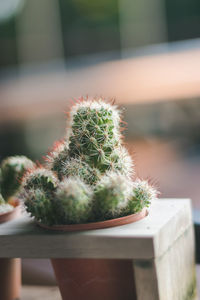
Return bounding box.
[133,259,160,300]
[133,226,196,300]
[0,199,192,259]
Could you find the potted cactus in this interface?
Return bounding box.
[20,97,158,300]
[0,155,35,222]
[21,98,157,228]
[0,156,35,300]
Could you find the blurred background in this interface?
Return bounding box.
[0,0,200,298]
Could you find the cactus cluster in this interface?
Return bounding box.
[0,156,35,214]
[20,97,158,225]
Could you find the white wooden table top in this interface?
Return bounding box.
[0,199,192,259]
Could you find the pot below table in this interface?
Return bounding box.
[0,258,21,300]
[51,258,137,300]
[42,209,147,300]
[0,200,21,300]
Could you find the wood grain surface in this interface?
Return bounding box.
[0,199,192,259]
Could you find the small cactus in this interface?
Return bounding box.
[22,168,59,225]
[23,188,56,225]
[93,172,133,220]
[22,167,58,192]
[0,156,35,201]
[54,178,93,224]
[61,157,101,185]
[45,140,69,180]
[123,179,158,214]
[109,146,134,178]
[67,98,122,172]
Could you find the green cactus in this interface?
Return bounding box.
[109,146,134,178]
[23,188,56,225]
[123,179,158,215]
[20,97,158,225]
[67,99,122,172]
[60,157,101,185]
[0,156,35,201]
[54,178,93,224]
[92,172,133,220]
[22,168,59,225]
[22,168,58,192]
[45,140,69,180]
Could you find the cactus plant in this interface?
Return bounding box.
[109,146,134,178]
[60,158,101,185]
[21,168,59,225]
[20,97,158,225]
[54,178,93,224]
[67,99,122,171]
[22,167,58,192]
[0,156,35,201]
[123,179,158,214]
[45,140,69,180]
[23,188,56,225]
[93,172,133,220]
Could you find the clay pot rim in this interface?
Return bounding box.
[36,208,148,232]
[0,200,21,223]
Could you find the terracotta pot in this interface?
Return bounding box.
[48,209,147,300]
[0,200,21,300]
[51,258,136,300]
[37,207,147,231]
[0,258,21,300]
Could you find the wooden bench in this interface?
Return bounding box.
[0,199,197,300]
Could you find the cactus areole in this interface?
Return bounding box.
[21,97,159,229]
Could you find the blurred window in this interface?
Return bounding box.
[0,0,200,69]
